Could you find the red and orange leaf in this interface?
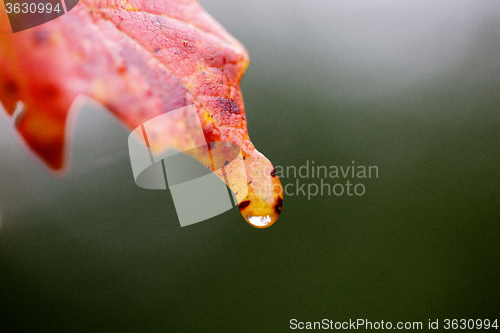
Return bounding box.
[0,0,283,227]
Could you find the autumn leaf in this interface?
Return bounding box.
[0,0,283,227]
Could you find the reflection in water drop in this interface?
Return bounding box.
[245,215,273,228]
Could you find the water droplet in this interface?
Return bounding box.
[236,150,283,228]
[238,190,282,229]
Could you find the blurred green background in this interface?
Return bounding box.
[0,0,499,331]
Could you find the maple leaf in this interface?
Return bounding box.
[0,0,283,227]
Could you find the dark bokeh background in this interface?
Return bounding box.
[1,0,499,331]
